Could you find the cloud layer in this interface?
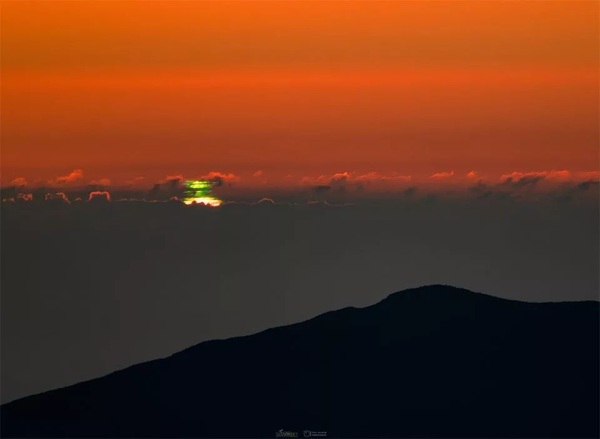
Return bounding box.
[2,168,598,206]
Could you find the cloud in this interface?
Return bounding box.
[88,191,111,202]
[52,169,84,186]
[88,179,111,186]
[304,172,411,191]
[554,180,600,203]
[200,172,240,187]
[45,192,70,203]
[574,171,600,182]
[468,181,494,199]
[252,197,276,205]
[16,193,33,202]
[330,172,351,185]
[165,174,184,183]
[303,171,351,186]
[10,177,28,187]
[468,177,543,200]
[468,171,593,202]
[147,175,186,200]
[252,170,264,178]
[502,175,544,189]
[430,171,454,179]
[500,170,570,182]
[5,168,599,206]
[354,172,412,184]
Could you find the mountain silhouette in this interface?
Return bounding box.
[2,285,598,438]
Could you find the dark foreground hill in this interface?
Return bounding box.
[2,285,599,438]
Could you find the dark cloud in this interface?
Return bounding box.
[501,175,545,189]
[577,180,600,191]
[554,180,600,203]
[44,192,70,203]
[303,172,412,195]
[314,185,332,194]
[465,175,595,201]
[147,177,185,200]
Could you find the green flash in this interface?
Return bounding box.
[183,180,222,207]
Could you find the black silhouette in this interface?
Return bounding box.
[1,285,598,438]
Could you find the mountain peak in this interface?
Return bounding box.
[378,284,511,308]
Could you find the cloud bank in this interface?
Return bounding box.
[1,168,598,206]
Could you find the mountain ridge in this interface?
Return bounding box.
[2,285,599,438]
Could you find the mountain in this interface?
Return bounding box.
[1,285,598,438]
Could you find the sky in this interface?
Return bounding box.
[2,1,598,189]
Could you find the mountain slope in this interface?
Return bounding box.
[2,285,598,438]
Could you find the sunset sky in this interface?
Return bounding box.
[2,1,598,189]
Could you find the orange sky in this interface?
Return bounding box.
[1,1,598,187]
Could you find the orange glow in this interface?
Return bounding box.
[1,1,598,186]
[182,198,222,208]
